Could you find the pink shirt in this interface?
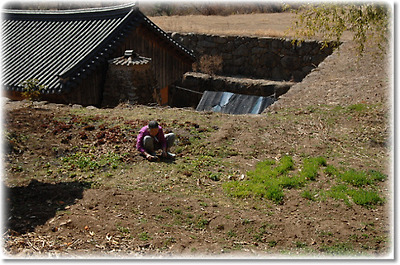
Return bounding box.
[136,125,167,153]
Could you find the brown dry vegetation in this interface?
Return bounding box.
[150,12,354,41]
[2,13,393,259]
[150,12,297,38]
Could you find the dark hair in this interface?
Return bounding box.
[148,120,159,129]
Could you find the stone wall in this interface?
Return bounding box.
[170,32,337,81]
[102,63,158,107]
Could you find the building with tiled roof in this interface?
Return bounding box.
[2,3,195,106]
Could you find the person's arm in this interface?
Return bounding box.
[137,128,152,159]
[137,127,159,161]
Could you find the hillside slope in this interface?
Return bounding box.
[3,16,392,258]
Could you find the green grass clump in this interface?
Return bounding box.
[347,189,384,207]
[299,156,327,181]
[347,103,368,112]
[138,231,152,241]
[327,184,351,206]
[340,169,372,187]
[324,165,340,177]
[336,168,387,188]
[301,189,318,201]
[265,184,285,204]
[324,165,387,208]
[223,156,386,207]
[61,151,123,171]
[223,156,294,204]
[320,242,355,255]
[223,156,326,204]
[367,169,388,182]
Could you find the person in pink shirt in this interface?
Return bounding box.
[136,120,176,161]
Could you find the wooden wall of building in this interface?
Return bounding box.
[56,23,194,106]
[113,23,194,90]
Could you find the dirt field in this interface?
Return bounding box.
[2,13,392,259]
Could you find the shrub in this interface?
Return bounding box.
[20,78,46,102]
[193,55,223,75]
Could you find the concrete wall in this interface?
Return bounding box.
[169,72,294,108]
[170,32,337,81]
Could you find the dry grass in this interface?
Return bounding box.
[150,12,297,38]
[150,12,354,41]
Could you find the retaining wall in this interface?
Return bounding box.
[170,32,337,81]
[169,72,294,108]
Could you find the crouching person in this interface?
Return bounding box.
[136,120,176,161]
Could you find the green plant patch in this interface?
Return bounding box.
[265,184,285,204]
[338,168,387,188]
[326,184,352,206]
[348,189,384,207]
[347,103,368,112]
[327,184,384,208]
[324,165,340,177]
[61,152,124,172]
[320,164,387,207]
[320,242,355,255]
[340,169,372,187]
[223,156,326,204]
[279,175,306,189]
[138,231,152,241]
[299,156,327,181]
[196,218,210,229]
[367,169,388,182]
[301,189,318,201]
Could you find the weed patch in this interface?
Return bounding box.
[323,165,387,208]
[223,155,386,208]
[138,231,152,241]
[320,242,355,255]
[61,152,124,172]
[223,156,326,204]
[347,189,384,207]
[347,103,368,112]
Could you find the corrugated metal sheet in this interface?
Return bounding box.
[1,3,195,94]
[196,91,275,114]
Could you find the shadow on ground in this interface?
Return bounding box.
[4,179,87,234]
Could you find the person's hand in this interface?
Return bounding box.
[146,153,158,161]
